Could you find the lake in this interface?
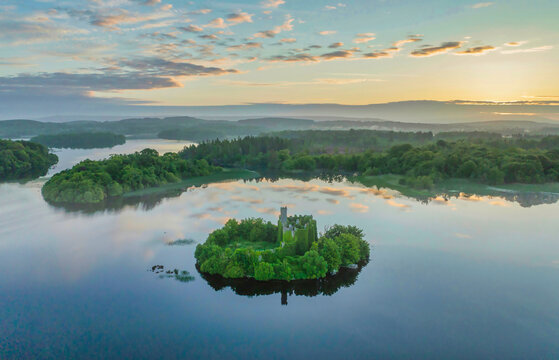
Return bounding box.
[1,139,558,359]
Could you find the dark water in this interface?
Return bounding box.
[1,140,559,359]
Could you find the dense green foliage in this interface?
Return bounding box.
[31,132,125,149]
[0,140,58,181]
[180,135,559,187]
[195,218,369,281]
[42,148,220,203]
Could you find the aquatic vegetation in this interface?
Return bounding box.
[166,238,197,246]
[149,265,195,283]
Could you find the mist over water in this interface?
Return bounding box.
[1,140,559,359]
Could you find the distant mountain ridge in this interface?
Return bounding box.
[3,100,558,123]
[2,116,559,140]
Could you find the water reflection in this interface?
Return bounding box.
[45,173,559,216]
[197,261,368,306]
[149,265,195,283]
[260,171,559,208]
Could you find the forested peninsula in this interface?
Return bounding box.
[0,140,58,181]
[195,208,370,281]
[42,149,220,204]
[31,132,125,149]
[180,135,559,189]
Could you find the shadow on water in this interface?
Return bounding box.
[197,260,368,306]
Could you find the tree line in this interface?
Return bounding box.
[42,148,219,203]
[31,132,126,149]
[0,140,58,181]
[179,136,559,188]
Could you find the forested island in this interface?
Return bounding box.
[42,149,220,203]
[31,132,125,149]
[180,135,559,189]
[0,140,58,181]
[195,208,370,281]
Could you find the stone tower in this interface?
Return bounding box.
[280,206,288,226]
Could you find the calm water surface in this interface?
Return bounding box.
[1,140,558,359]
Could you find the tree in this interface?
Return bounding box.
[254,262,275,281]
[300,250,328,279]
[319,237,342,273]
[335,233,362,266]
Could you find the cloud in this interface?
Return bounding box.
[188,9,212,15]
[118,57,239,77]
[410,41,463,57]
[267,53,318,62]
[321,50,353,60]
[61,7,173,30]
[354,33,375,43]
[227,42,262,51]
[204,18,227,28]
[0,18,83,45]
[386,199,410,209]
[199,34,218,40]
[471,2,494,8]
[349,203,369,213]
[319,30,337,35]
[226,12,253,24]
[254,15,294,38]
[0,72,180,95]
[280,38,296,43]
[455,45,495,55]
[261,0,285,8]
[501,45,553,54]
[504,41,527,47]
[253,207,280,216]
[328,42,344,48]
[325,3,346,10]
[393,37,422,47]
[131,0,161,5]
[179,24,203,32]
[362,51,391,59]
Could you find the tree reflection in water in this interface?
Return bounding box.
[197,260,368,306]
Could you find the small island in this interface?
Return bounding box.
[0,139,58,181]
[195,207,370,281]
[31,132,126,149]
[42,148,221,204]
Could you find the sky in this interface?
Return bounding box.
[0,0,558,118]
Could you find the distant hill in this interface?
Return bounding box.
[238,117,315,129]
[2,116,559,141]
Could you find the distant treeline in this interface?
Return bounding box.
[31,132,125,149]
[42,149,220,203]
[157,123,261,142]
[180,135,559,187]
[4,116,559,142]
[0,140,58,181]
[271,130,559,152]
